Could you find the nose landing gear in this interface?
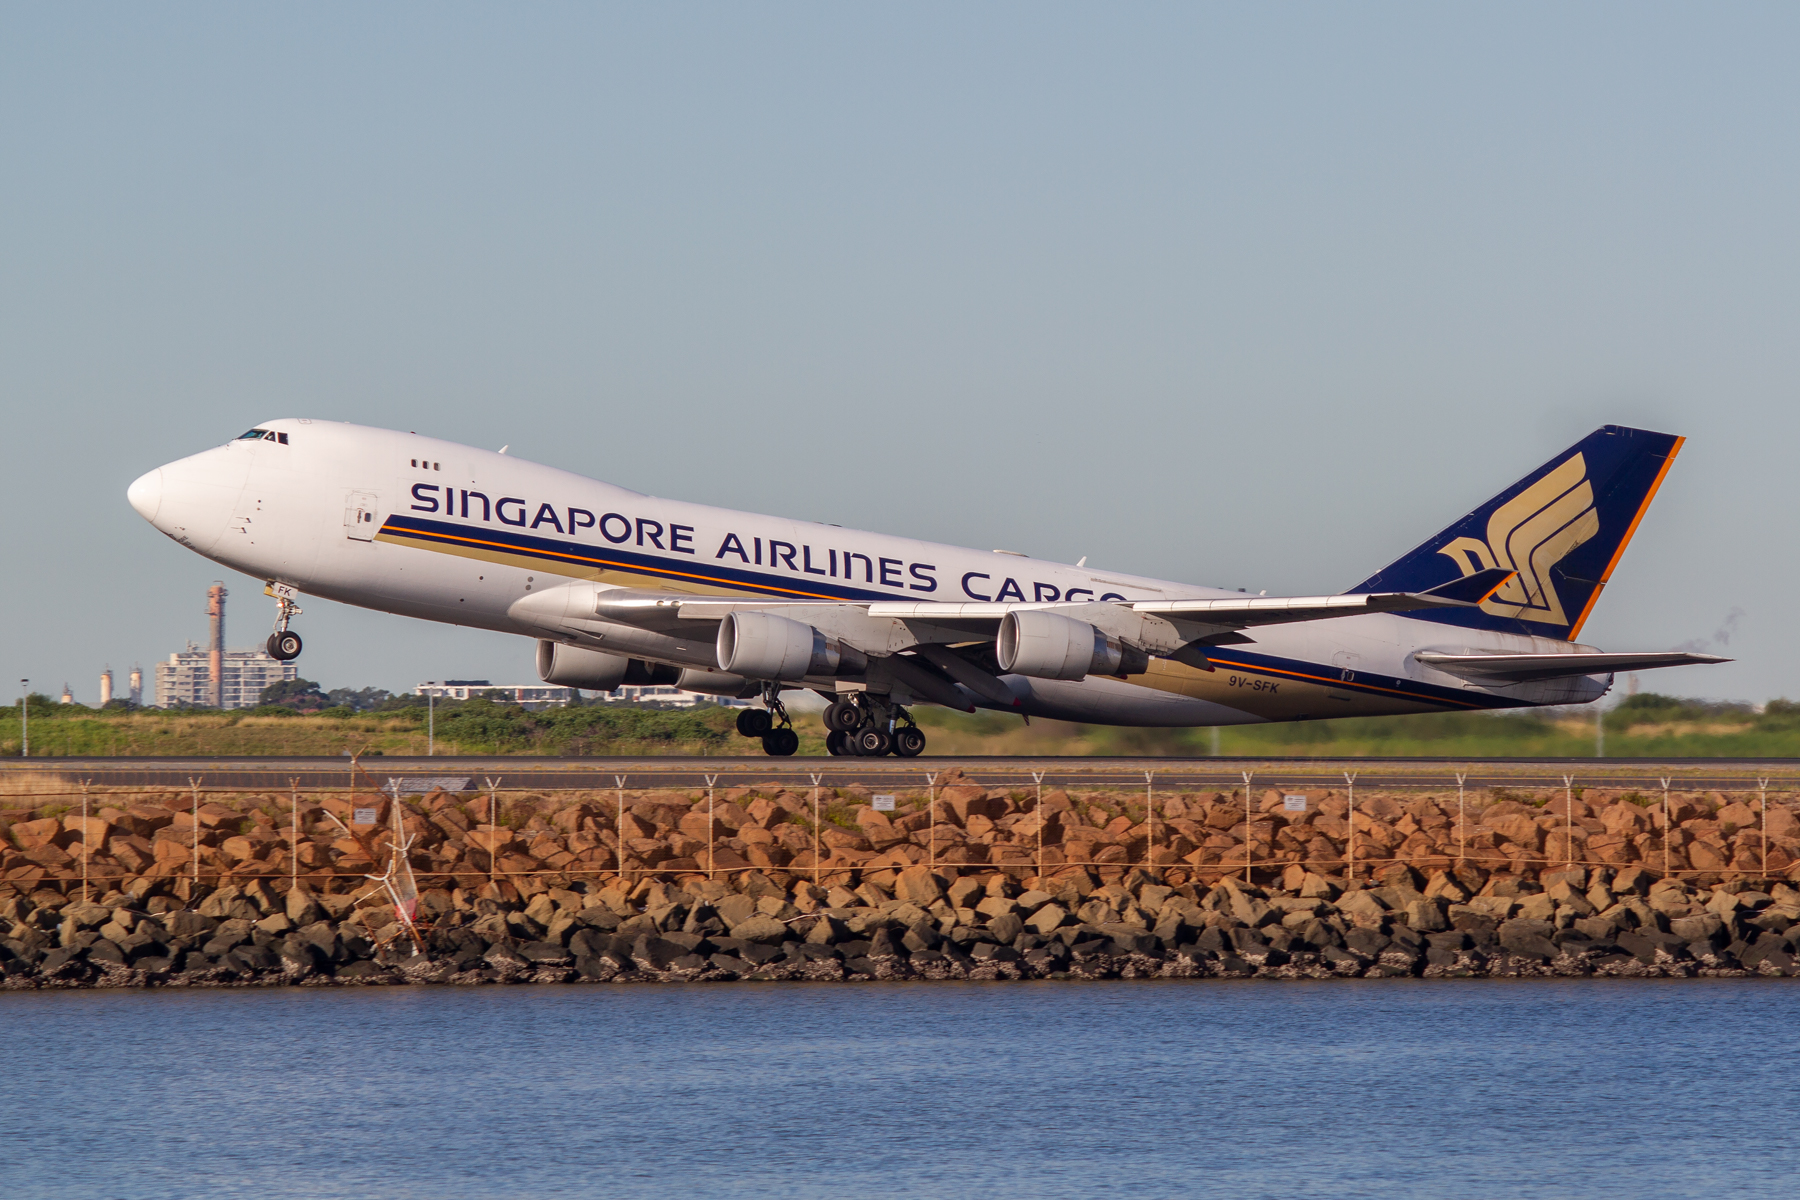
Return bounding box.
[264,585,304,661]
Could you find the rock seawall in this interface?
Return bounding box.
[5,776,1800,987]
[5,862,1799,988]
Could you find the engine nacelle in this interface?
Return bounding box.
[716,611,862,680]
[996,611,1149,680]
[675,668,761,699]
[536,641,679,691]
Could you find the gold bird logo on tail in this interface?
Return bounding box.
[1436,452,1599,627]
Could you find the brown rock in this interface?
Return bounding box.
[940,786,989,824]
[1485,812,1544,851]
[1688,838,1731,871]
[745,796,793,828]
[1716,801,1758,829]
[714,801,753,831]
[894,865,945,907]
[220,836,262,863]
[467,828,522,854]
[10,818,65,850]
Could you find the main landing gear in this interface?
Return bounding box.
[735,686,799,757]
[823,695,926,758]
[265,587,304,661]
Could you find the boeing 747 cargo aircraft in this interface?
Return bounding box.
[127,421,1723,755]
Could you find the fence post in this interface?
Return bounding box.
[1241,770,1255,883]
[188,776,202,894]
[484,776,502,887]
[705,774,719,879]
[1455,772,1468,863]
[80,779,90,904]
[615,774,628,885]
[1659,777,1672,878]
[1562,774,1575,867]
[926,771,939,874]
[809,773,825,888]
[1343,771,1357,882]
[289,777,301,893]
[1759,777,1771,877]
[1032,771,1046,880]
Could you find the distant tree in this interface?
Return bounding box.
[259,678,330,711]
[327,686,392,712]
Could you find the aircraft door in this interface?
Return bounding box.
[345,491,380,541]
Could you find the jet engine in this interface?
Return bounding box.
[675,668,762,699]
[536,641,679,691]
[715,611,865,680]
[995,611,1149,680]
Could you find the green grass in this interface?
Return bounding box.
[4,691,1797,758]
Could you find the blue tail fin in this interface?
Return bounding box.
[1349,425,1683,640]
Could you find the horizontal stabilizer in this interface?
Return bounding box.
[1420,568,1515,605]
[1414,650,1729,684]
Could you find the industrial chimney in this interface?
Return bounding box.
[99,667,113,707]
[207,583,227,709]
[128,664,143,706]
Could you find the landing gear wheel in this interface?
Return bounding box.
[825,730,849,756]
[853,727,893,757]
[761,727,799,757]
[893,726,926,757]
[824,699,862,733]
[736,708,773,738]
[267,631,303,661]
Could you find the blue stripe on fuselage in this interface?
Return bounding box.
[380,513,897,601]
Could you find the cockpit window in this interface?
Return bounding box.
[237,429,289,444]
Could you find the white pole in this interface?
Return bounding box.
[1343,771,1358,882]
[1562,775,1575,867]
[1660,777,1672,878]
[81,779,90,903]
[810,772,825,887]
[706,774,719,879]
[1240,770,1255,883]
[926,771,938,874]
[427,691,434,757]
[1145,770,1157,876]
[1455,772,1467,863]
[189,776,202,893]
[615,774,628,886]
[1595,702,1604,758]
[290,777,300,893]
[1032,771,1046,881]
[1759,777,1771,878]
[19,679,27,758]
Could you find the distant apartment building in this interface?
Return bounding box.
[413,680,746,710]
[155,644,296,709]
[414,681,575,710]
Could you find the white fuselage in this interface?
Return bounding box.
[127,419,1607,726]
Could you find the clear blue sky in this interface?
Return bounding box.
[2,4,1794,703]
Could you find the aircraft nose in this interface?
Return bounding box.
[127,468,164,523]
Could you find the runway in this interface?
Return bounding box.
[4,755,1799,794]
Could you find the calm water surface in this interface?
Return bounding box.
[1,980,1793,1199]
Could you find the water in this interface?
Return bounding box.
[2,980,1794,1200]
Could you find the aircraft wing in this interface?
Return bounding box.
[591,581,1487,653]
[1412,650,1731,683]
